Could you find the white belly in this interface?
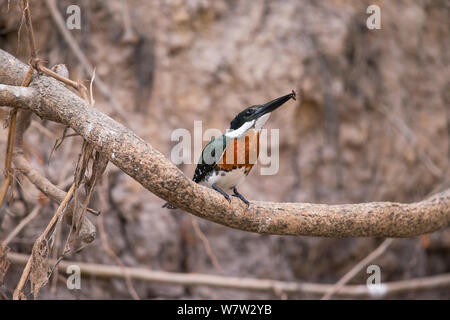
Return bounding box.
[203,168,247,191]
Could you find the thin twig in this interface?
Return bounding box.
[22,0,37,62]
[0,0,36,215]
[44,0,130,124]
[96,178,139,299]
[0,65,33,225]
[191,218,224,274]
[13,184,74,300]
[120,0,138,44]
[36,64,82,90]
[4,109,17,174]
[49,214,62,295]
[36,184,74,247]
[321,238,395,300]
[98,211,140,300]
[0,288,8,300]
[12,110,96,241]
[7,251,450,298]
[1,205,41,249]
[379,106,443,179]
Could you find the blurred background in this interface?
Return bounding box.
[0,0,449,299]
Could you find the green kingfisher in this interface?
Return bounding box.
[163,90,296,209]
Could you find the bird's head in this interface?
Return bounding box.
[226,90,296,139]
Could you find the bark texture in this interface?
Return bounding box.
[1,49,449,238]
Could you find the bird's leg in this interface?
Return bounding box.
[212,183,231,202]
[162,202,177,209]
[232,187,250,208]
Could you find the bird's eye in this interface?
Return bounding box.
[244,110,252,116]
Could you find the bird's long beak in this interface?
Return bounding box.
[253,90,296,119]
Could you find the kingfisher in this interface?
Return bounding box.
[163,90,296,209]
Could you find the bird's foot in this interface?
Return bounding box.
[212,183,231,203]
[232,187,250,208]
[162,202,177,209]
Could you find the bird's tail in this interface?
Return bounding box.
[162,202,177,209]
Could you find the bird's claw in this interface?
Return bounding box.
[232,194,250,209]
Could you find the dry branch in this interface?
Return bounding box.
[44,0,130,123]
[97,180,140,300]
[0,60,33,218]
[191,218,224,273]
[0,108,16,210]
[12,184,75,299]
[12,110,96,242]
[21,0,37,62]
[1,205,42,249]
[321,238,395,300]
[0,49,449,237]
[378,106,443,179]
[7,252,450,298]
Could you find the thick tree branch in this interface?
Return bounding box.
[0,49,449,237]
[0,85,35,109]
